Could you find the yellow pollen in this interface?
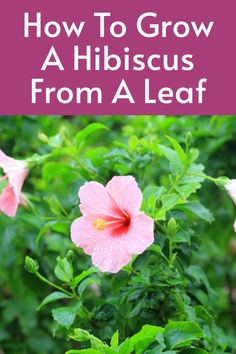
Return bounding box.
[93,219,108,231]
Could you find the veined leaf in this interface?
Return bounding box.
[110,331,119,349]
[164,322,204,349]
[52,302,81,328]
[182,201,214,223]
[158,144,183,173]
[72,267,98,288]
[55,256,73,284]
[75,123,109,148]
[37,291,71,311]
[166,135,187,164]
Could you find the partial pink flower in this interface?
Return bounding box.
[225,180,236,232]
[0,149,29,217]
[71,176,154,273]
[225,180,236,204]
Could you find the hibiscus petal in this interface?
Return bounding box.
[0,149,16,170]
[92,237,132,273]
[8,169,28,196]
[0,150,28,217]
[71,216,110,255]
[79,181,121,217]
[124,213,154,255]
[225,180,236,204]
[0,186,19,217]
[106,176,142,215]
[0,149,27,173]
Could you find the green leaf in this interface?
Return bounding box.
[158,144,183,173]
[149,244,168,262]
[52,302,81,328]
[188,148,200,163]
[161,194,181,211]
[37,291,71,311]
[166,135,187,164]
[105,148,130,160]
[128,135,139,153]
[55,256,73,284]
[43,195,67,216]
[164,322,204,349]
[128,298,147,318]
[194,306,213,327]
[118,338,133,354]
[156,193,181,219]
[78,276,101,296]
[36,220,69,246]
[173,231,190,244]
[129,325,164,354]
[142,185,166,213]
[183,202,214,223]
[186,266,211,292]
[69,329,115,353]
[72,267,98,288]
[70,328,92,342]
[118,325,164,354]
[175,183,201,200]
[110,331,119,349]
[149,244,163,255]
[43,162,76,182]
[75,123,109,148]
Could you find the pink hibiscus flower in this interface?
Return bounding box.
[0,149,29,217]
[71,176,154,273]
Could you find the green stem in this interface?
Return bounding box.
[169,237,173,264]
[35,271,72,297]
[168,166,189,194]
[60,129,73,147]
[71,287,92,318]
[36,272,91,318]
[124,267,139,275]
[27,153,53,167]
[75,158,97,179]
[186,171,216,183]
[72,288,80,301]
[27,201,69,221]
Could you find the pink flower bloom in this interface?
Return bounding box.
[0,149,28,217]
[225,180,236,204]
[71,176,154,273]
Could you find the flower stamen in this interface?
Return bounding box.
[93,219,108,231]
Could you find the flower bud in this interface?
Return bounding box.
[25,256,39,274]
[185,131,192,147]
[66,250,74,263]
[167,218,177,236]
[38,133,49,143]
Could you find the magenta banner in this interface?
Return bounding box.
[0,0,235,114]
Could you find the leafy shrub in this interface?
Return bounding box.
[0,116,236,354]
